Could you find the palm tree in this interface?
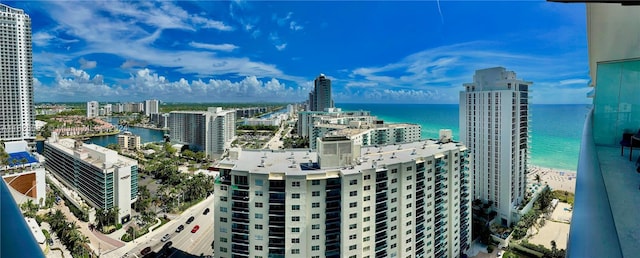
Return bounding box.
[535,174,541,184]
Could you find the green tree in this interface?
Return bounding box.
[106,143,120,151]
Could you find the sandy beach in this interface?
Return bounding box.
[527,166,576,193]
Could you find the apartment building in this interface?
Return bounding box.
[43,133,138,222]
[459,67,531,226]
[86,101,99,118]
[307,74,334,111]
[169,107,236,158]
[0,4,35,144]
[117,131,141,151]
[214,134,472,258]
[144,99,160,116]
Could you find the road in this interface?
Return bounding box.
[263,122,292,150]
[112,195,215,258]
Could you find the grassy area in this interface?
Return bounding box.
[551,190,575,206]
[152,217,170,231]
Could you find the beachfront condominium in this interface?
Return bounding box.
[43,133,138,223]
[144,99,160,116]
[459,67,531,226]
[214,134,472,258]
[0,4,35,144]
[307,74,334,111]
[169,107,236,158]
[87,101,99,118]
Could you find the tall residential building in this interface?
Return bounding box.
[169,107,236,158]
[43,133,138,223]
[459,67,531,226]
[144,99,160,116]
[307,74,334,111]
[0,4,35,144]
[214,135,472,258]
[103,104,112,116]
[86,101,99,118]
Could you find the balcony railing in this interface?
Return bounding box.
[567,109,622,258]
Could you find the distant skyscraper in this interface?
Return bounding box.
[0,4,35,144]
[144,99,160,116]
[307,74,334,111]
[86,101,99,118]
[459,67,531,226]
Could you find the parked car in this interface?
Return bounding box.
[140,247,151,256]
[186,216,195,224]
[203,208,210,215]
[161,233,171,242]
[191,225,200,233]
[176,225,184,232]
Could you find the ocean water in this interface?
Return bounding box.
[337,103,589,171]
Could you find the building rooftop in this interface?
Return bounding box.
[46,138,137,170]
[223,139,466,176]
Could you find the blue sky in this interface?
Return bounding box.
[8,0,589,104]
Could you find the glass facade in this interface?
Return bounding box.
[593,59,640,145]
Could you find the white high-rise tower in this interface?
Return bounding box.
[459,67,531,226]
[0,4,35,143]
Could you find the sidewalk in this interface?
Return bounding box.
[41,222,72,258]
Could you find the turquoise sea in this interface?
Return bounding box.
[337,103,589,171]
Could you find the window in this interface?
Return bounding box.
[406,185,412,190]
[255,179,263,186]
[255,224,263,229]
[255,191,263,196]
[255,245,263,250]
[292,193,300,199]
[391,188,397,193]
[312,213,320,219]
[406,203,412,208]
[391,207,397,212]
[349,202,357,208]
[350,179,358,185]
[406,194,412,199]
[364,196,370,201]
[391,198,397,203]
[349,245,357,250]
[392,169,398,174]
[292,181,300,187]
[220,196,227,202]
[364,206,370,212]
[349,224,357,229]
[255,213,263,219]
[392,178,397,183]
[364,175,371,180]
[312,235,320,240]
[292,238,300,243]
[255,202,263,208]
[220,237,228,242]
[364,226,370,232]
[312,180,320,185]
[364,216,370,222]
[312,202,320,208]
[291,249,300,254]
[312,224,320,230]
[350,191,357,197]
[349,213,357,219]
[220,207,227,212]
[292,216,300,221]
[349,234,357,240]
[407,167,413,171]
[292,205,300,210]
[364,186,371,191]
[220,247,227,253]
[312,191,320,196]
[220,217,227,222]
[312,245,320,251]
[292,228,300,233]
[364,236,370,241]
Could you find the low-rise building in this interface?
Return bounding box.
[117,131,141,151]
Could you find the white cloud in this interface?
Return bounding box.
[559,78,589,85]
[33,32,54,46]
[290,21,303,31]
[275,43,287,51]
[35,68,309,103]
[79,58,97,69]
[269,33,287,51]
[189,42,239,52]
[120,60,147,69]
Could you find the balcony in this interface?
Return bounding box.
[568,109,630,258]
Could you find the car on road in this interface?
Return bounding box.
[176,224,184,232]
[161,233,171,242]
[203,208,210,215]
[186,216,195,224]
[191,225,200,233]
[163,241,173,249]
[140,247,151,256]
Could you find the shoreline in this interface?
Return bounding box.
[527,165,576,194]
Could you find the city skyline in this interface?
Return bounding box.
[6,1,588,104]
